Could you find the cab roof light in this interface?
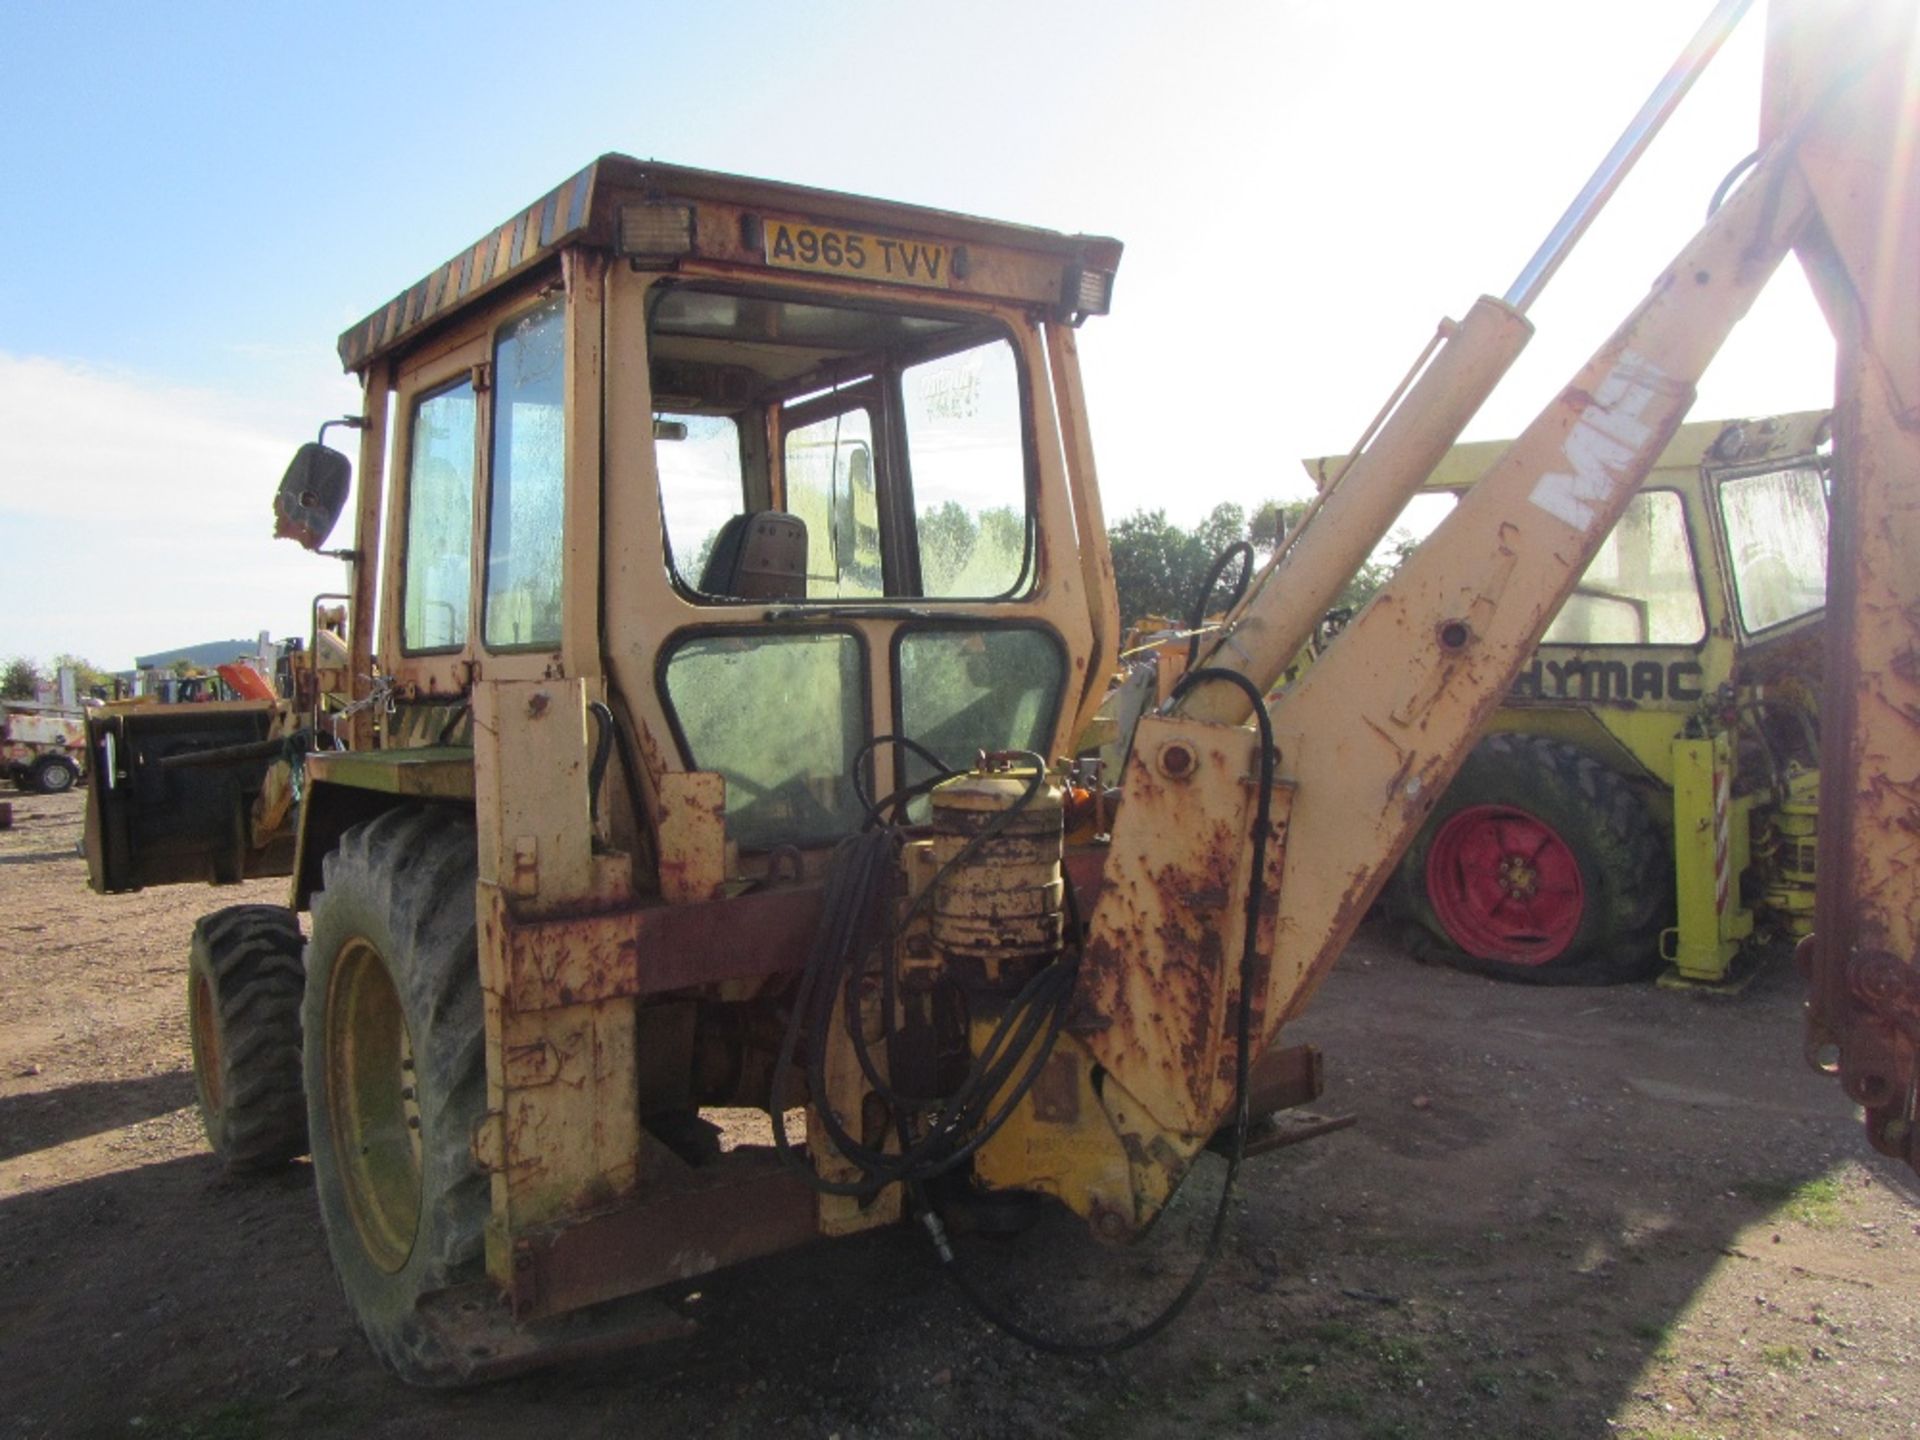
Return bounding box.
[1060,263,1115,320]
[619,202,696,262]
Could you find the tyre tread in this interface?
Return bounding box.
[189,904,307,1170]
[1397,732,1670,986]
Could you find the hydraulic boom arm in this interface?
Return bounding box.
[986,0,1920,1235]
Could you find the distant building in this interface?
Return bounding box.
[133,639,266,672]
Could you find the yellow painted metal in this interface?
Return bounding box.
[476,882,641,1247]
[204,0,1920,1355]
[1035,89,1816,1231]
[346,359,390,752]
[471,679,602,913]
[920,761,1144,1229]
[1045,320,1123,746]
[560,250,608,676]
[1666,734,1750,983]
[324,934,422,1275]
[808,977,903,1239]
[302,747,476,799]
[1773,0,1920,1168]
[1185,297,1534,725]
[653,772,727,905]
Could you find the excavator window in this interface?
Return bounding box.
[1541,490,1705,646]
[400,378,478,653]
[1719,464,1828,634]
[901,338,1028,598]
[484,296,567,649]
[656,413,748,584]
[659,628,867,847]
[784,400,883,598]
[646,282,1032,604]
[895,625,1064,806]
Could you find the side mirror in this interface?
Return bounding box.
[274,443,352,550]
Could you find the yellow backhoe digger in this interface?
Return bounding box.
[83,0,1918,1385]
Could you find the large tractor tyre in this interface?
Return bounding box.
[188,905,308,1170]
[29,754,78,794]
[1393,733,1670,986]
[303,806,488,1386]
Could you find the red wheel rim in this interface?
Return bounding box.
[1425,804,1584,963]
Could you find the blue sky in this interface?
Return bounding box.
[0,1,1834,668]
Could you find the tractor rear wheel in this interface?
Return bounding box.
[1394,733,1669,985]
[303,807,488,1386]
[188,905,308,1170]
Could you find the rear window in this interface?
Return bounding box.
[1543,490,1705,646]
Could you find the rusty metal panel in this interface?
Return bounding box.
[512,1156,819,1321]
[495,994,641,1231]
[472,679,596,912]
[488,882,820,1012]
[1077,715,1284,1140]
[1780,0,1920,1174]
[339,156,1123,375]
[655,770,727,903]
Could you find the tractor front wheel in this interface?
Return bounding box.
[303,807,488,1385]
[1394,733,1669,985]
[187,905,308,1170]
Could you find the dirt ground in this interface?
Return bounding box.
[3,785,1917,1440]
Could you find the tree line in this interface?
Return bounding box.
[2,655,114,702]
[1107,500,1414,631]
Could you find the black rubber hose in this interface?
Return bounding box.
[1186,541,1255,670]
[586,701,616,826]
[928,666,1276,1357]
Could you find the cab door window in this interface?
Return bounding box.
[401,380,478,652]
[484,296,566,649]
[661,630,866,848]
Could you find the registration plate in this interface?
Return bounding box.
[762,219,952,288]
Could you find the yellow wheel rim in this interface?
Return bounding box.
[325,937,422,1274]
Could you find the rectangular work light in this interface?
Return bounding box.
[618,202,696,261]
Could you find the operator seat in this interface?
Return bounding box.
[696,511,809,599]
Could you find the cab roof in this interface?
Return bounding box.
[337,154,1124,375]
[1303,410,1831,495]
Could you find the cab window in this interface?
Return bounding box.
[657,414,747,586]
[785,397,882,598]
[1542,490,1705,646]
[904,341,1027,597]
[895,626,1063,812]
[661,630,866,848]
[484,296,566,649]
[1719,464,1828,633]
[647,284,1032,602]
[401,380,478,652]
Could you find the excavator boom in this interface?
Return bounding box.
[1004,0,1920,1234]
